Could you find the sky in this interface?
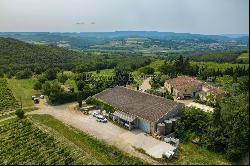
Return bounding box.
[0,0,249,34]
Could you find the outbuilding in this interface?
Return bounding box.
[94,86,183,134]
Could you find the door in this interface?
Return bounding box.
[138,118,150,133]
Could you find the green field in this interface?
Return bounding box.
[0,118,96,165]
[30,114,146,165]
[237,52,249,63]
[139,59,249,72]
[0,79,18,111]
[90,69,115,77]
[7,78,40,108]
[191,62,249,71]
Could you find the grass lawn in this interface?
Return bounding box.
[7,78,40,108]
[168,143,230,165]
[30,114,147,165]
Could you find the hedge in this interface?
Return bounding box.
[49,89,103,105]
[85,97,114,113]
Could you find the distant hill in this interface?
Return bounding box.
[0,37,94,72]
[0,37,151,73]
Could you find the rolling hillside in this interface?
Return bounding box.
[0,37,94,72]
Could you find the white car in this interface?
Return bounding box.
[92,111,99,117]
[96,114,107,123]
[96,117,107,123]
[96,114,104,119]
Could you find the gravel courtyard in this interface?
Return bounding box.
[30,102,175,161]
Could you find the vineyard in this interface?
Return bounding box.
[0,79,18,111]
[0,119,97,165]
[191,62,249,71]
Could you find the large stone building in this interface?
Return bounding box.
[94,86,183,134]
[164,76,203,99]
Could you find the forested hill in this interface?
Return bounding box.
[0,37,151,74]
[0,37,94,71]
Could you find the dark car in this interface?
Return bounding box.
[34,98,40,104]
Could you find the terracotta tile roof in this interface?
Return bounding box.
[165,76,203,91]
[94,86,181,123]
[203,84,225,96]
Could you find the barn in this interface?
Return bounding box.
[94,86,183,134]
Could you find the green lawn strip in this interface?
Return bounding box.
[7,78,40,108]
[30,114,147,165]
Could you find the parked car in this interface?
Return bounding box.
[31,95,36,100]
[92,111,99,117]
[96,114,107,123]
[96,118,107,123]
[34,98,40,104]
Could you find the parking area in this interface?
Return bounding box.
[30,103,175,159]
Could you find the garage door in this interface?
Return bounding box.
[138,118,150,133]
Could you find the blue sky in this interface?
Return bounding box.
[0,0,249,34]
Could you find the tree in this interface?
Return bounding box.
[0,70,4,78]
[176,107,212,142]
[41,82,50,95]
[114,67,133,86]
[74,64,87,73]
[45,68,59,80]
[34,81,42,90]
[37,74,48,83]
[41,81,64,104]
[175,55,184,74]
[77,93,82,108]
[15,69,33,79]
[15,109,24,119]
[139,66,155,75]
[57,73,68,85]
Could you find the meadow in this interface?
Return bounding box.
[7,78,40,108]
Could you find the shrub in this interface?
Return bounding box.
[15,69,33,79]
[86,97,114,113]
[34,82,42,90]
[15,109,25,119]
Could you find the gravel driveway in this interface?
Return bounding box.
[30,102,175,162]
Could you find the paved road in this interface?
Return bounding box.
[29,102,174,162]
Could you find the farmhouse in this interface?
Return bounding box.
[199,84,225,101]
[94,86,183,134]
[164,76,203,99]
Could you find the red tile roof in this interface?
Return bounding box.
[165,76,203,91]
